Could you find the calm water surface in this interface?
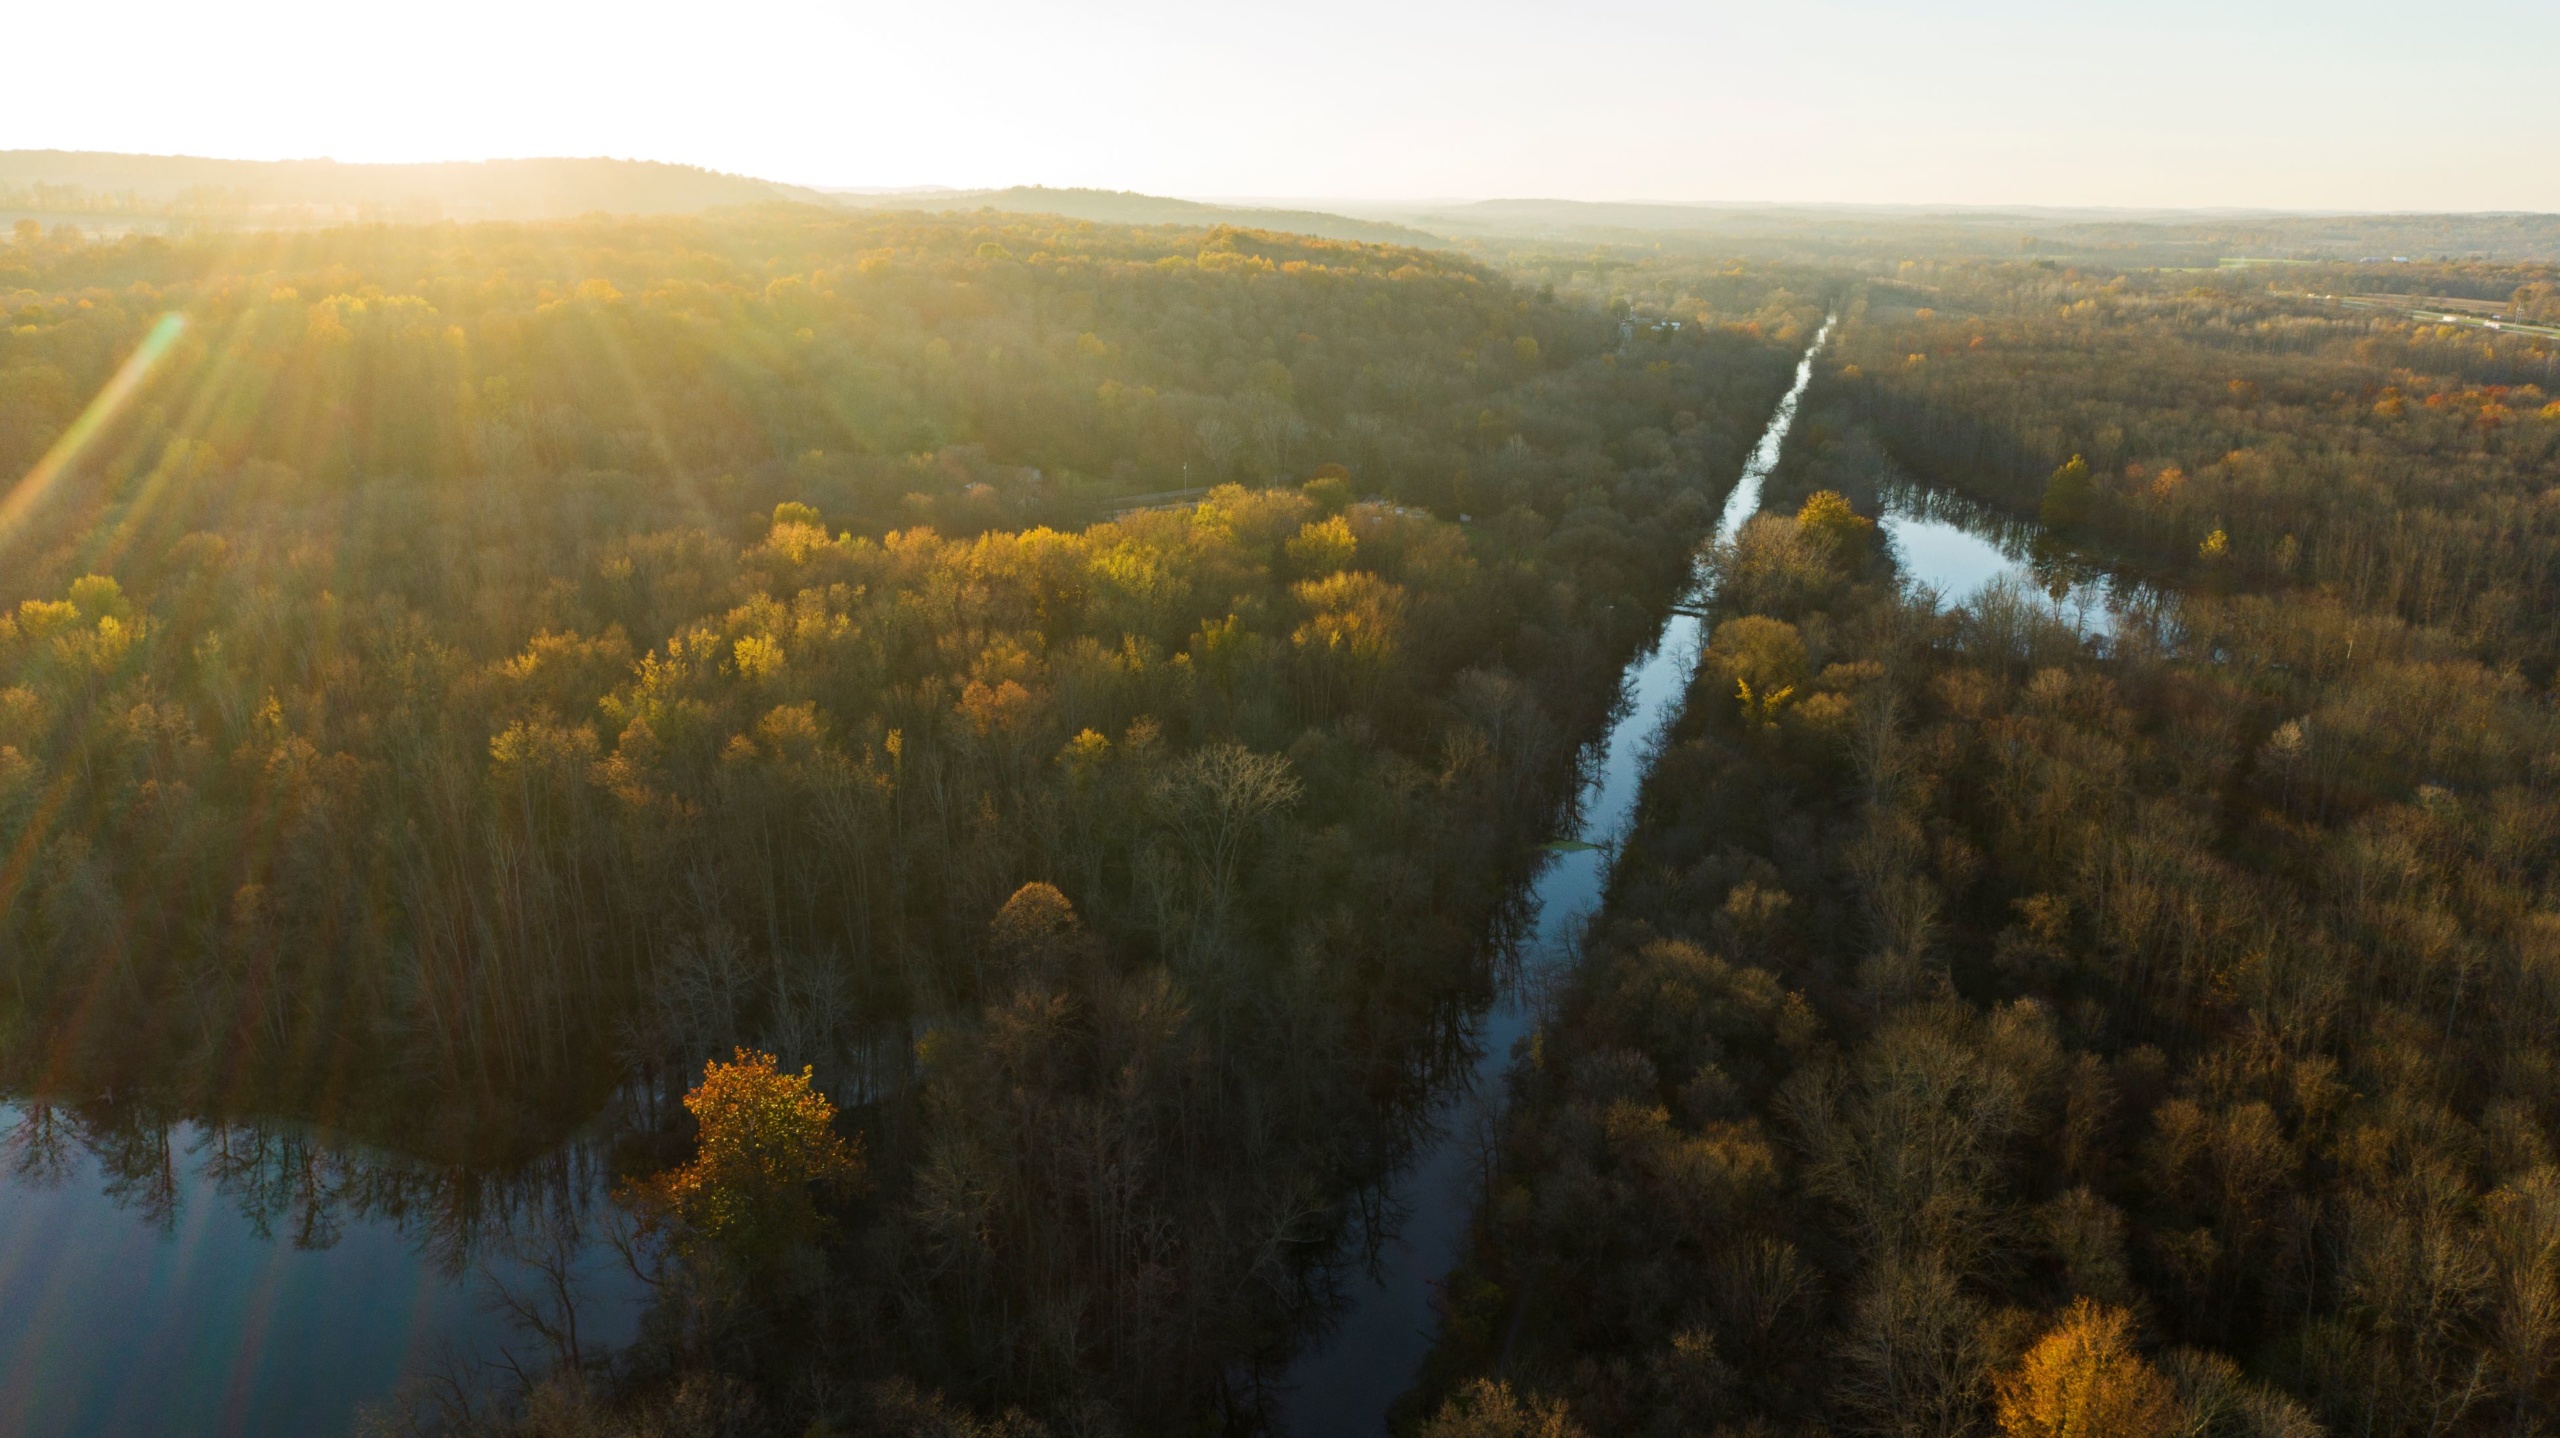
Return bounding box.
[0,1103,650,1438]
[1275,316,1837,1435]
[1879,482,2148,634]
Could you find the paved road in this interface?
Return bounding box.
[2299,292,2560,341]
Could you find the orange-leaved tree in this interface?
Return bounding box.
[639,1048,862,1278]
[1996,1298,2182,1438]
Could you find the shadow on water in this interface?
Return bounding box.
[1270,316,1839,1437]
[0,1096,655,1438]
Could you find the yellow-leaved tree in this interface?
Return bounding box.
[1797,488,1873,562]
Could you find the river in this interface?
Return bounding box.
[1273,315,1838,1436]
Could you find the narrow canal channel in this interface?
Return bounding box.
[1276,315,1839,1436]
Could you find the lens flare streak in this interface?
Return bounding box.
[0,311,189,543]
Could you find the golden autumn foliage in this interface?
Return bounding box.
[1996,1300,2182,1438]
[638,1048,861,1268]
[1796,488,1871,549]
[1711,615,1806,727]
[1284,514,1359,575]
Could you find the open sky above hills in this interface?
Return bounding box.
[7,0,2557,213]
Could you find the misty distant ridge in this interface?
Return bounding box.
[823,184,1447,247]
[0,154,1444,246]
[1304,196,2560,261]
[0,150,833,224]
[6,151,2556,260]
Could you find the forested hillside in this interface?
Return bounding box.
[0,209,1825,1431]
[1418,266,2560,1437]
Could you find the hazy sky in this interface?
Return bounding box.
[8,0,2554,211]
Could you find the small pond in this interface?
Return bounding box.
[1878,481,2159,638]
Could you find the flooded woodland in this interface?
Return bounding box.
[5,205,2560,1438]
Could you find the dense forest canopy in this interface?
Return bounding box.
[1822,261,2560,665]
[1413,256,2560,1438]
[15,185,2560,1438]
[3,207,1800,560]
[0,206,1828,1432]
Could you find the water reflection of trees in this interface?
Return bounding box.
[1260,613,1676,1421]
[1879,476,2045,557]
[1,1096,627,1275]
[1879,476,2176,647]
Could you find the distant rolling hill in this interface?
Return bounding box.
[828,185,1454,248]
[1347,196,2560,263]
[2,156,1456,251]
[0,151,837,229]
[24,155,2540,263]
